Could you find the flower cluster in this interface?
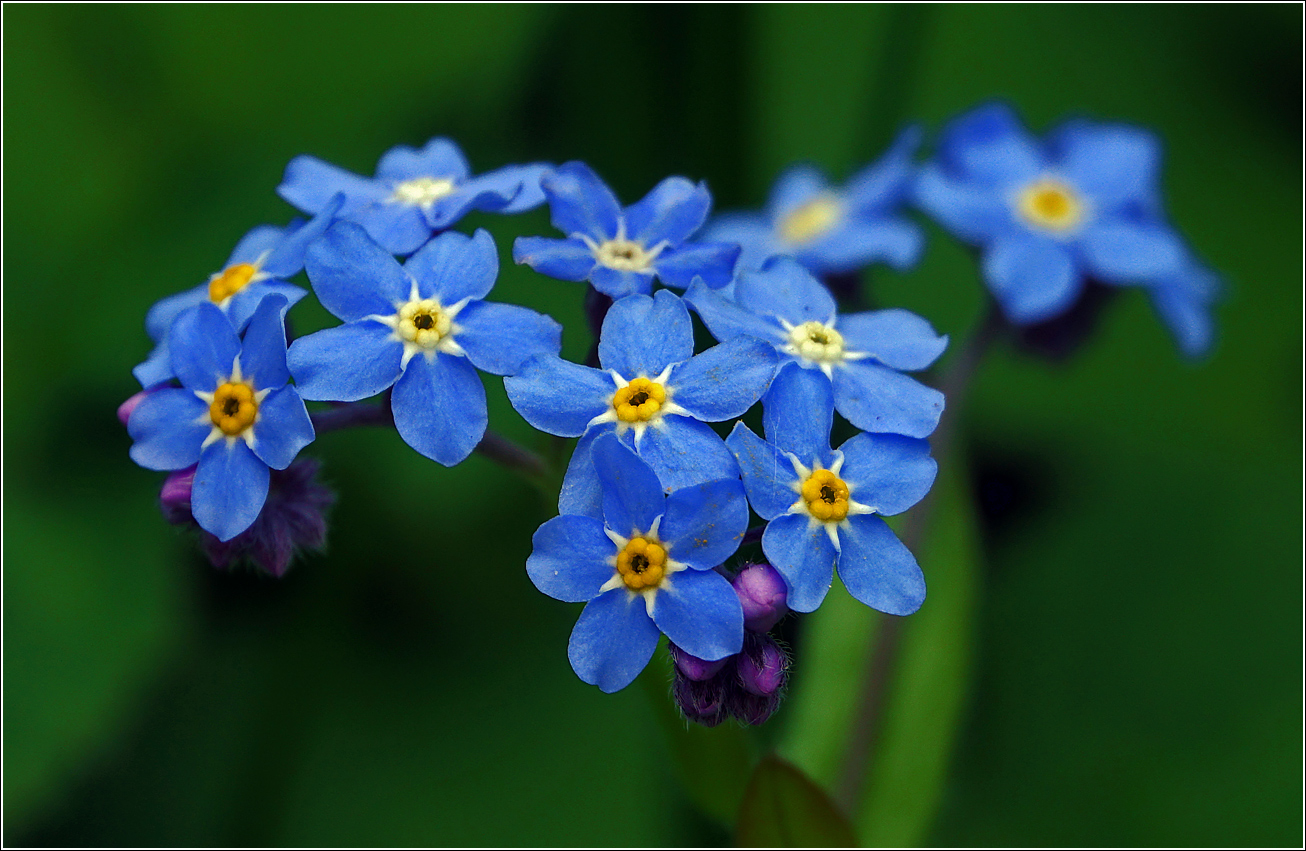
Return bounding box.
[123,101,1217,726]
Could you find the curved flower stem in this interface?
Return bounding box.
[834,301,1005,814]
[310,400,394,433]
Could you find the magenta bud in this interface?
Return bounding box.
[672,672,730,728]
[117,388,157,427]
[738,634,788,697]
[159,466,197,526]
[731,690,782,726]
[670,643,729,681]
[732,563,789,633]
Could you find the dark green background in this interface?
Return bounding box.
[4,5,1300,846]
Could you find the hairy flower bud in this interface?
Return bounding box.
[670,642,729,681]
[738,633,789,696]
[732,562,789,633]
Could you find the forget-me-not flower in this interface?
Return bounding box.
[513,162,740,299]
[685,257,946,438]
[726,364,936,613]
[915,101,1198,326]
[527,434,748,693]
[287,223,562,466]
[133,197,341,389]
[703,126,924,275]
[128,295,315,541]
[504,290,777,515]
[279,138,550,255]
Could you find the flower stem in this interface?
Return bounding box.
[834,301,1004,814]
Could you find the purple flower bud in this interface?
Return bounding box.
[670,642,729,681]
[730,690,782,726]
[672,672,730,728]
[738,633,789,697]
[159,466,197,526]
[118,388,159,427]
[732,563,789,633]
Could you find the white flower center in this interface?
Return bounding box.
[594,238,658,272]
[391,176,457,207]
[369,280,470,369]
[784,320,845,364]
[779,193,842,244]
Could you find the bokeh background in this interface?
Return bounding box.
[4,4,1300,846]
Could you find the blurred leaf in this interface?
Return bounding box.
[643,647,755,825]
[734,755,856,848]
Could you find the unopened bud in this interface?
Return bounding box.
[159,466,196,526]
[670,642,728,681]
[738,633,789,697]
[118,388,159,427]
[732,563,789,633]
[672,671,730,727]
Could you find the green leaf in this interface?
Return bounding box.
[734,755,857,847]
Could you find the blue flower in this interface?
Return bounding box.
[287,223,562,466]
[128,296,315,541]
[133,197,341,389]
[504,290,777,515]
[278,138,550,255]
[726,364,937,614]
[527,434,748,693]
[701,127,924,275]
[512,162,740,299]
[915,102,1200,326]
[685,257,946,438]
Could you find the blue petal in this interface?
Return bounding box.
[146,286,207,342]
[913,164,1012,244]
[192,439,270,542]
[1149,264,1218,358]
[597,290,694,377]
[837,308,948,371]
[527,514,617,602]
[351,203,433,256]
[558,429,606,520]
[127,389,209,471]
[725,422,801,521]
[625,176,711,245]
[375,137,471,182]
[287,321,403,402]
[844,125,922,213]
[225,281,308,333]
[831,361,944,439]
[762,363,834,463]
[567,588,661,693]
[650,569,744,661]
[700,212,780,273]
[837,514,925,616]
[249,387,314,470]
[1078,221,1186,282]
[238,294,291,390]
[734,256,836,324]
[590,266,654,299]
[261,195,345,278]
[404,228,499,304]
[470,162,552,214]
[805,217,923,273]
[542,162,621,240]
[660,478,749,571]
[226,225,288,267]
[306,222,410,321]
[938,101,1043,188]
[455,300,562,376]
[1049,121,1160,212]
[683,279,784,345]
[133,341,175,388]
[278,154,387,216]
[766,165,828,220]
[653,242,740,289]
[592,433,665,538]
[668,337,777,422]
[391,353,487,466]
[982,232,1081,323]
[169,303,240,392]
[632,418,739,492]
[761,512,838,613]
[513,236,596,282]
[503,356,612,437]
[838,431,937,516]
[422,187,500,231]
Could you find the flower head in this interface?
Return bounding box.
[915,101,1215,345]
[527,434,748,693]
[686,257,946,438]
[513,162,740,299]
[703,126,924,275]
[128,296,315,541]
[504,290,777,514]
[278,138,550,255]
[726,364,937,613]
[287,223,562,466]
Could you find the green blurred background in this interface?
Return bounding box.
[4,4,1300,846]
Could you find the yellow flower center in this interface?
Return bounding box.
[397,300,453,349]
[787,321,846,365]
[209,382,258,436]
[391,176,457,206]
[208,263,258,303]
[616,535,668,591]
[595,238,656,272]
[1016,178,1084,233]
[801,468,850,523]
[612,377,667,423]
[779,193,841,244]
